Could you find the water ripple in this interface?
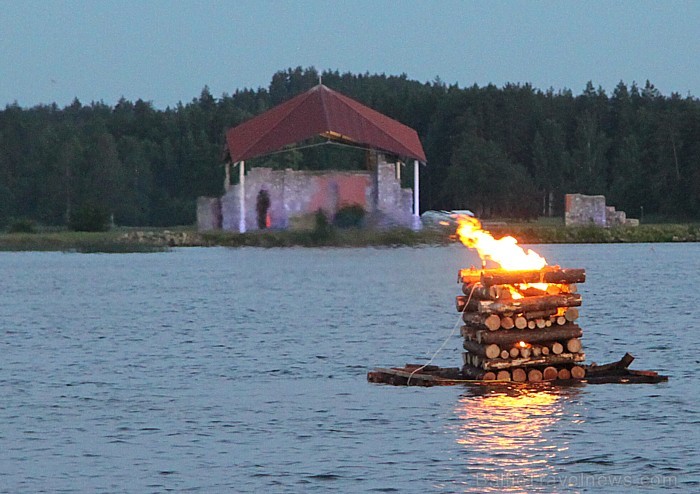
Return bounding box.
[0,244,698,492]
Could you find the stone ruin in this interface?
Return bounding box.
[197,156,414,232]
[564,193,639,227]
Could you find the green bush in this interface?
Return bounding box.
[333,204,366,228]
[310,209,333,243]
[8,218,36,233]
[69,203,110,232]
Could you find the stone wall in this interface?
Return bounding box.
[565,194,607,226]
[565,193,638,227]
[372,162,413,227]
[198,158,413,232]
[196,197,221,231]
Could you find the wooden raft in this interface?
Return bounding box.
[367,353,668,387]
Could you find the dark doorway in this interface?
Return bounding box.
[256,190,271,229]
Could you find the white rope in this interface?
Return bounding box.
[406,283,477,385]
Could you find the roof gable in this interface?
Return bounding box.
[225,84,426,163]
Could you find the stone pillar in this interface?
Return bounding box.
[239,161,246,233]
[412,160,421,230]
[224,162,231,192]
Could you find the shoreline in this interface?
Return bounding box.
[0,223,698,253]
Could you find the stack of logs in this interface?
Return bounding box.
[458,266,588,382]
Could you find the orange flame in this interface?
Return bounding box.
[456,216,547,271]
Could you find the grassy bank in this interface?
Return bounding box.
[200,227,449,248]
[0,221,698,252]
[487,221,700,244]
[0,230,172,253]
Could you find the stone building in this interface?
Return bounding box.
[197,84,426,232]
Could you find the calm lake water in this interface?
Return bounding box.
[1,244,699,493]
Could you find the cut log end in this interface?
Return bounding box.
[566,338,582,353]
[571,365,586,379]
[485,314,501,331]
[543,366,558,380]
[512,368,527,382]
[485,343,501,360]
[527,369,543,382]
[501,316,515,330]
[496,370,511,381]
[565,308,579,322]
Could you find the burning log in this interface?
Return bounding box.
[547,283,579,295]
[461,283,506,300]
[475,267,586,286]
[520,286,548,297]
[463,324,583,346]
[477,293,582,315]
[462,313,502,331]
[458,268,482,284]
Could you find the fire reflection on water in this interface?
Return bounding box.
[453,385,581,493]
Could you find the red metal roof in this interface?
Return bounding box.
[225,84,426,163]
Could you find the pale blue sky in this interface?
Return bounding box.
[2,0,699,108]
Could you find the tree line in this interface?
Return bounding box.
[1,66,699,227]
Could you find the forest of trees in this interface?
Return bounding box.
[1,66,699,227]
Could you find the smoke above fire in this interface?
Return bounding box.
[455,216,547,271]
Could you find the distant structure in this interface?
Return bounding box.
[565,193,639,227]
[197,84,426,232]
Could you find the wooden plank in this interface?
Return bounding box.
[477,293,582,315]
[477,352,586,371]
[480,267,586,286]
[468,324,583,346]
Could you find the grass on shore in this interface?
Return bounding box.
[0,220,698,253]
[487,221,700,243]
[0,230,169,253]
[200,227,449,248]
